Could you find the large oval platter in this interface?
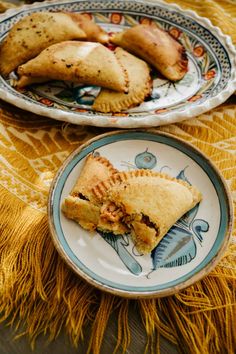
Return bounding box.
[48,130,233,298]
[0,0,235,128]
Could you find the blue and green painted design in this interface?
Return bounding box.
[51,131,230,293]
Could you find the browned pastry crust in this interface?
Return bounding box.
[92,47,152,113]
[61,153,119,231]
[110,24,188,81]
[70,153,118,201]
[62,159,202,254]
[62,197,100,231]
[0,12,87,76]
[92,169,202,254]
[16,41,129,92]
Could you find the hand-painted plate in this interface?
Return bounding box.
[0,0,236,128]
[48,130,233,298]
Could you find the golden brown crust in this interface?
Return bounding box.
[92,47,152,113]
[92,169,201,203]
[110,24,188,81]
[62,153,119,232]
[61,196,100,231]
[0,12,87,77]
[62,154,202,255]
[71,153,118,201]
[16,41,129,92]
[98,172,202,254]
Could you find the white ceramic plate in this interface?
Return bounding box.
[0,0,236,128]
[48,130,233,298]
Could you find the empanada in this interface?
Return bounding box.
[111,24,188,81]
[62,153,119,231]
[16,41,128,92]
[93,170,202,254]
[0,12,109,77]
[0,12,86,76]
[92,47,152,113]
[62,157,202,254]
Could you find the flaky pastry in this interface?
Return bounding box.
[0,12,109,77]
[111,24,188,81]
[94,170,201,254]
[61,153,119,231]
[16,41,128,92]
[62,157,202,254]
[93,47,152,113]
[0,12,87,76]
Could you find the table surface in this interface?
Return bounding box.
[0,309,179,354]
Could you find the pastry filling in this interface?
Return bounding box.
[100,201,124,223]
[100,201,159,246]
[128,214,160,247]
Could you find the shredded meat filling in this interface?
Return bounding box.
[100,202,124,223]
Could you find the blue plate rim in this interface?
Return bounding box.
[48,129,233,298]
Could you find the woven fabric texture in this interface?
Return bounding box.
[0,1,235,353]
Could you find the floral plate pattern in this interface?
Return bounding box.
[0,0,236,128]
[48,131,233,298]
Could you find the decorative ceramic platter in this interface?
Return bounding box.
[48,130,233,298]
[0,0,236,128]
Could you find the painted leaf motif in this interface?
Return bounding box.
[150,168,209,271]
[176,167,191,184]
[99,232,142,275]
[151,224,197,269]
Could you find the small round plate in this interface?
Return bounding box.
[48,130,233,298]
[0,0,236,128]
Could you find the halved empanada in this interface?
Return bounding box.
[16,41,128,92]
[111,24,188,81]
[0,12,87,76]
[92,47,152,113]
[61,153,119,231]
[93,170,202,254]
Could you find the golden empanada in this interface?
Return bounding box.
[16,41,128,92]
[111,24,188,81]
[0,12,87,76]
[62,153,119,231]
[93,170,202,254]
[92,47,152,113]
[62,156,202,254]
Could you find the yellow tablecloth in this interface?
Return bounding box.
[0,1,235,353]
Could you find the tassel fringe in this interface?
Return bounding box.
[0,184,235,353]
